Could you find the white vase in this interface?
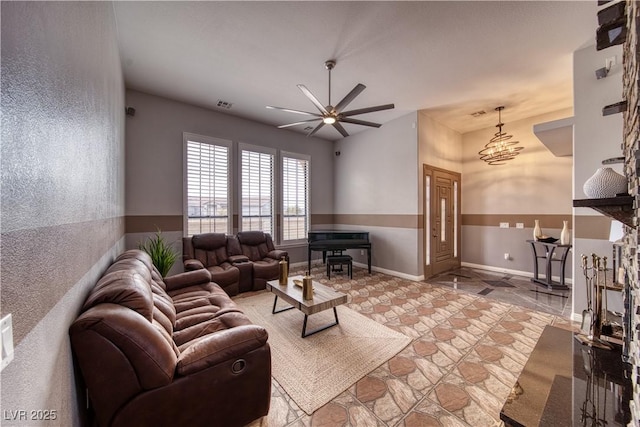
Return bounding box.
[533,220,542,240]
[560,220,570,245]
[583,167,627,198]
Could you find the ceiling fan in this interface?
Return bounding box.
[266,60,395,138]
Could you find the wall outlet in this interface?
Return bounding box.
[360,250,364,255]
[516,223,524,229]
[1,314,14,371]
[499,222,509,228]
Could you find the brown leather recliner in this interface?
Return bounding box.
[232,231,289,290]
[182,233,247,296]
[69,250,271,427]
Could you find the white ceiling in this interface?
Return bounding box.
[113,1,597,141]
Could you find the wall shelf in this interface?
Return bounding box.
[573,196,635,228]
[603,100,628,116]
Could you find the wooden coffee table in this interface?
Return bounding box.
[266,276,348,338]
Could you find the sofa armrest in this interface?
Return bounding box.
[229,255,250,264]
[176,325,268,376]
[164,269,211,291]
[267,250,288,261]
[183,259,205,271]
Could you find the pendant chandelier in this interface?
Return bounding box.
[478,106,523,165]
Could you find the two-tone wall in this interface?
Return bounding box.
[124,90,335,270]
[461,109,574,277]
[1,2,125,426]
[334,112,421,279]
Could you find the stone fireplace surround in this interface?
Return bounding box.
[620,0,639,423]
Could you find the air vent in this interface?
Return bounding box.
[216,100,233,109]
[303,126,314,131]
[471,110,486,117]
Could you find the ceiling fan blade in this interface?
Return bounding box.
[332,122,349,138]
[340,117,382,128]
[334,83,366,113]
[297,85,329,115]
[266,105,322,117]
[341,103,395,117]
[278,119,322,129]
[307,121,325,137]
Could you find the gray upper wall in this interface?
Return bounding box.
[125,89,335,218]
[1,2,125,426]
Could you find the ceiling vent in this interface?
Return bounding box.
[303,126,314,131]
[216,100,233,109]
[471,110,486,117]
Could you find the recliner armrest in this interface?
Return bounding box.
[164,269,211,291]
[183,259,205,271]
[176,325,269,376]
[229,255,250,264]
[267,250,288,261]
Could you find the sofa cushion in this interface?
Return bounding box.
[83,271,154,320]
[174,311,255,349]
[237,231,277,261]
[192,233,230,266]
[206,263,238,284]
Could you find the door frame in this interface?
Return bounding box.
[423,164,462,279]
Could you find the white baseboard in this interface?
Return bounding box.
[461,262,573,286]
[292,259,424,282]
[352,261,424,282]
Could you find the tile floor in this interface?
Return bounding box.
[247,265,576,427]
[427,267,572,318]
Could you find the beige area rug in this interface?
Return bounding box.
[235,291,411,415]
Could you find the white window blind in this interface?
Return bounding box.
[282,156,309,241]
[186,139,230,236]
[241,149,274,235]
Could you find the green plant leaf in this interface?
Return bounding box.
[138,229,177,277]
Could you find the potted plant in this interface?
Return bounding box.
[138,229,178,277]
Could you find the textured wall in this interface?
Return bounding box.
[1,2,125,426]
[621,0,640,421]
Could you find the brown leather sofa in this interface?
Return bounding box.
[183,232,288,294]
[181,232,248,296]
[233,231,289,290]
[69,249,271,427]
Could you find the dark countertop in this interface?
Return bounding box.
[500,325,631,426]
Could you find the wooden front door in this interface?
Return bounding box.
[423,165,461,278]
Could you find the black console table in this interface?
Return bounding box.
[501,325,631,426]
[526,240,571,291]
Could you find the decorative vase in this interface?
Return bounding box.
[302,272,313,300]
[560,220,570,245]
[583,167,627,198]
[533,220,542,240]
[278,256,288,285]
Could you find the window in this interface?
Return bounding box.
[240,145,274,236]
[282,153,310,241]
[184,134,231,236]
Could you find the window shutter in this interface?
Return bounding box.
[241,149,274,235]
[186,140,230,236]
[282,156,309,241]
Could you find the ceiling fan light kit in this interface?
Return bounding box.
[267,59,395,137]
